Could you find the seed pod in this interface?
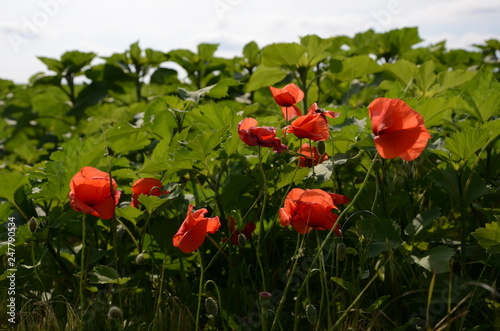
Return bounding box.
[28,217,38,233]
[107,306,122,320]
[306,304,317,325]
[337,242,347,261]
[205,297,218,316]
[316,141,326,156]
[135,253,145,265]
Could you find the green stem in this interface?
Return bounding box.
[195,250,205,331]
[79,213,87,331]
[270,233,305,331]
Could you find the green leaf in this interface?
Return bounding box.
[383,59,418,87]
[116,206,144,225]
[261,43,307,67]
[331,277,356,294]
[410,246,454,273]
[336,55,380,81]
[356,217,402,258]
[434,69,476,94]
[245,66,287,92]
[461,70,500,122]
[471,222,500,253]
[206,78,241,99]
[90,265,130,285]
[0,171,29,204]
[105,122,151,154]
[410,96,458,127]
[405,209,441,238]
[415,60,436,93]
[445,120,500,160]
[60,51,96,75]
[243,41,260,66]
[37,56,64,75]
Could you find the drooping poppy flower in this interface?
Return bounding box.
[368,98,431,161]
[130,178,170,208]
[284,103,338,141]
[297,143,328,168]
[269,83,304,121]
[238,117,287,153]
[69,166,121,220]
[226,216,256,245]
[279,188,349,235]
[172,205,221,253]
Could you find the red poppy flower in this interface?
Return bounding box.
[172,205,221,253]
[269,83,304,121]
[69,166,121,220]
[298,143,328,168]
[284,103,338,141]
[279,188,349,235]
[368,98,431,161]
[227,216,256,245]
[130,178,169,208]
[238,117,287,153]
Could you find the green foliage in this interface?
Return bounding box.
[1,28,499,331]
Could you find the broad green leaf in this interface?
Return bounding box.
[434,69,476,94]
[245,66,287,92]
[206,78,241,99]
[198,43,219,62]
[116,206,144,225]
[383,59,418,88]
[445,120,500,160]
[261,43,307,67]
[471,222,500,253]
[405,209,441,238]
[0,171,29,204]
[60,51,96,75]
[37,56,64,74]
[186,126,228,162]
[299,35,331,67]
[336,55,380,81]
[105,122,151,154]
[411,246,454,273]
[243,41,260,66]
[415,60,436,93]
[461,70,500,122]
[410,96,459,127]
[90,265,130,285]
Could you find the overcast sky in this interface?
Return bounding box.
[1,0,499,83]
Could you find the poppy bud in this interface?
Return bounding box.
[306,304,317,324]
[316,141,326,156]
[205,297,218,316]
[135,253,145,265]
[237,233,247,247]
[107,306,122,320]
[29,217,38,233]
[337,242,347,261]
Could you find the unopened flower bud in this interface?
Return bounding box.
[306,304,317,324]
[29,217,38,233]
[237,233,247,247]
[135,253,145,264]
[205,297,218,316]
[337,242,347,261]
[316,141,326,156]
[107,306,122,320]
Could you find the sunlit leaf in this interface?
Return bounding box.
[90,265,130,285]
[411,246,454,273]
[471,222,500,253]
